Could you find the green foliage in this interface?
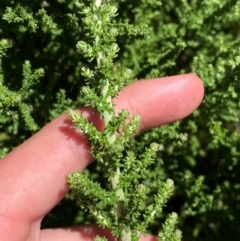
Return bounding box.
[67,1,175,240]
[95,236,108,241]
[158,213,182,241]
[3,6,57,33]
[1,0,240,240]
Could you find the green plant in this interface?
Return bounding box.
[66,1,180,240]
[0,1,240,241]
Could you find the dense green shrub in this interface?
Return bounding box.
[0,1,240,240]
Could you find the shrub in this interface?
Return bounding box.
[0,1,239,240]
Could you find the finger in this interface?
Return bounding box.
[0,74,204,227]
[114,73,204,130]
[41,225,157,241]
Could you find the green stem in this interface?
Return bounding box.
[93,1,130,239]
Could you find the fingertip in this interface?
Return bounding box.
[114,73,204,130]
[186,72,205,104]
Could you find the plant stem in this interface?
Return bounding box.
[93,1,130,239]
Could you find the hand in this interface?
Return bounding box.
[0,74,204,241]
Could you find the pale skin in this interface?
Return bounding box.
[0,73,204,241]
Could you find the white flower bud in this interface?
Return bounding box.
[110,43,119,54]
[123,68,133,79]
[166,179,174,187]
[109,28,118,37]
[108,6,117,16]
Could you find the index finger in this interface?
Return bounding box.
[0,74,204,226]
